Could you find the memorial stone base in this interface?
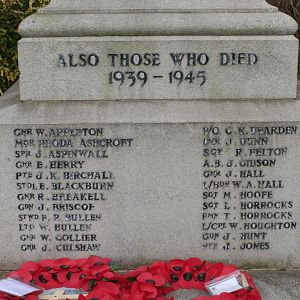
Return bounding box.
[1,1,300,299]
[0,82,299,272]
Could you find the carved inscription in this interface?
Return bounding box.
[21,36,297,101]
[201,125,297,251]
[58,52,258,88]
[14,127,133,253]
[12,123,298,257]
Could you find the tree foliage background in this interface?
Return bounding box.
[267,0,300,77]
[0,0,50,95]
[267,0,300,40]
[0,0,299,96]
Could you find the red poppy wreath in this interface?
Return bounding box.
[3,256,261,300]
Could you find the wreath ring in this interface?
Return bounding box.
[4,256,261,300]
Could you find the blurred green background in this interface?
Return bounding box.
[0,0,50,95]
[0,0,299,96]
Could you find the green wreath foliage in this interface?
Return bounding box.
[0,0,299,96]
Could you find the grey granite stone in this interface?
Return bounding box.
[43,0,278,13]
[1,82,300,124]
[0,83,20,109]
[171,289,209,299]
[0,83,299,270]
[19,13,297,38]
[17,0,298,101]
[19,1,297,37]
[250,270,300,300]
[18,36,298,101]
[2,0,300,280]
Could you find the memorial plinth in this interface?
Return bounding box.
[0,0,299,275]
[18,0,298,101]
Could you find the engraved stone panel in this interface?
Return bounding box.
[0,121,299,269]
[18,37,298,101]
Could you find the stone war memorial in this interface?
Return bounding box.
[0,0,300,299]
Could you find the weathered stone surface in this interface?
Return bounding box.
[43,0,277,13]
[171,289,209,299]
[0,83,300,270]
[19,13,297,38]
[17,0,298,101]
[249,270,300,300]
[18,36,298,101]
[2,82,300,124]
[3,0,300,283]
[19,0,297,37]
[0,83,20,109]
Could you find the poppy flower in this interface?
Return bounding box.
[24,295,39,300]
[174,264,203,290]
[6,257,261,300]
[87,264,112,279]
[137,272,166,287]
[39,258,74,272]
[156,286,175,298]
[186,258,206,272]
[165,259,185,288]
[203,262,225,282]
[39,257,87,274]
[0,291,19,300]
[166,259,186,274]
[112,265,148,285]
[149,261,171,282]
[165,259,206,291]
[67,271,91,290]
[125,266,148,279]
[0,290,41,300]
[86,256,112,268]
[37,257,96,289]
[130,281,158,299]
[32,271,61,289]
[219,264,239,277]
[95,281,120,294]
[78,282,120,300]
[68,261,113,290]
[8,261,40,284]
